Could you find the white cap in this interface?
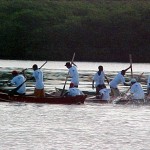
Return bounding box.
[131,78,136,83]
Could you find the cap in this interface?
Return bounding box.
[131,78,136,83]
[65,62,71,66]
[12,70,18,75]
[32,64,38,69]
[69,83,74,88]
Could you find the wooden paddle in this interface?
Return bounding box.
[60,53,76,96]
[129,54,133,78]
[114,55,134,102]
[8,60,47,96]
[120,54,133,95]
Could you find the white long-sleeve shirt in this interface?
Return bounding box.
[69,66,79,86]
[130,82,144,99]
[110,72,125,88]
[147,75,150,88]
[11,74,26,94]
[32,69,44,89]
[99,88,111,100]
[68,87,83,96]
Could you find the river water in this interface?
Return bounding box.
[0,59,150,150]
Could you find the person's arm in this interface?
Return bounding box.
[122,75,131,86]
[98,92,103,99]
[124,65,131,72]
[79,90,84,95]
[105,75,109,84]
[20,68,27,78]
[27,71,36,81]
[92,80,94,89]
[7,80,13,86]
[123,82,131,86]
[9,77,16,86]
[63,91,69,96]
[147,76,150,86]
[92,73,96,89]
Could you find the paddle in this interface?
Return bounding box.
[8,61,47,96]
[129,54,133,78]
[122,54,133,95]
[113,55,134,103]
[119,55,134,96]
[60,53,75,96]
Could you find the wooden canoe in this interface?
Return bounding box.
[85,96,110,103]
[85,96,149,105]
[113,97,149,105]
[0,92,87,105]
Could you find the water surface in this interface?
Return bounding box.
[0,60,150,150]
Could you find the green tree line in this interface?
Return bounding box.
[0,0,150,62]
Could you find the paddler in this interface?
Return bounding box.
[109,65,131,98]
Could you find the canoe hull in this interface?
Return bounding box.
[85,96,109,103]
[113,98,149,105]
[0,92,87,105]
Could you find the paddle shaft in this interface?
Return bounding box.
[60,53,76,96]
[9,61,47,95]
[39,61,47,69]
[129,54,133,78]
[120,54,133,96]
[124,54,133,94]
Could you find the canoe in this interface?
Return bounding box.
[85,96,109,103]
[0,92,87,105]
[86,96,150,105]
[113,97,149,105]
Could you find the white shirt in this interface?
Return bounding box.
[130,82,144,99]
[32,69,44,89]
[147,75,150,88]
[92,71,105,87]
[11,74,26,94]
[99,88,111,100]
[68,87,82,96]
[110,72,125,88]
[69,66,79,86]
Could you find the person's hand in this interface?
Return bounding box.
[3,81,9,85]
[21,68,27,73]
[92,84,94,90]
[7,82,12,86]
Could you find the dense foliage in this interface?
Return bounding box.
[0,0,150,62]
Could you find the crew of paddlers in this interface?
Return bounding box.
[5,61,150,103]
